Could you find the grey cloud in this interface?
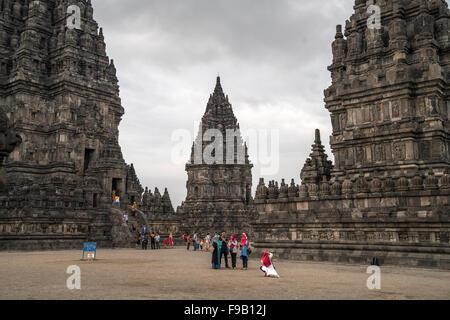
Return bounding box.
[90,0,362,206]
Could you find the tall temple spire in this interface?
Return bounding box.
[212,75,226,101]
[180,76,254,235]
[314,128,322,145]
[301,129,333,184]
[0,0,144,249]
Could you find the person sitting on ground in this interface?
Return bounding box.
[260,251,280,278]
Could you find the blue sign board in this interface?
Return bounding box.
[82,242,97,260]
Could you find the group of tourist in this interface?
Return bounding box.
[114,194,279,277]
[183,232,209,251]
[137,225,174,250]
[121,201,138,224]
[211,232,250,270]
[182,231,251,270]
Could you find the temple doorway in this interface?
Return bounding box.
[83,148,95,174]
[112,178,122,197]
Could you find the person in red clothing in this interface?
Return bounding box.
[169,232,174,248]
[260,251,280,278]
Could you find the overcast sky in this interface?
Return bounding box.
[89,0,382,207]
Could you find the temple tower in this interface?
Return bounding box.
[178,76,254,235]
[326,0,449,182]
[252,0,450,269]
[0,0,143,249]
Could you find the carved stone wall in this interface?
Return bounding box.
[0,0,142,250]
[138,187,181,238]
[252,0,450,269]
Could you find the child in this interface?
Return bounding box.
[200,239,204,251]
[260,251,280,278]
[164,238,168,248]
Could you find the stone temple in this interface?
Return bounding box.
[177,77,255,236]
[0,0,178,249]
[0,0,449,270]
[252,0,450,268]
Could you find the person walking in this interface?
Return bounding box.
[142,232,149,250]
[193,232,199,251]
[169,232,174,248]
[240,233,249,270]
[155,233,160,249]
[136,231,141,248]
[205,232,211,252]
[141,225,148,250]
[229,234,238,269]
[150,233,156,250]
[220,232,230,268]
[186,234,191,251]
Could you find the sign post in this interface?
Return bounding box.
[82,242,97,261]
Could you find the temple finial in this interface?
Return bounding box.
[213,74,224,97]
[315,129,321,144]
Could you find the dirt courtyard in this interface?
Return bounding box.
[0,247,449,300]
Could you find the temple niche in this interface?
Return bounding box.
[177,77,255,236]
[252,0,450,269]
[0,0,143,250]
[0,107,21,191]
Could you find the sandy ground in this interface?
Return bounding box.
[0,247,449,300]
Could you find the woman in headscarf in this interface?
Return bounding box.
[240,234,249,270]
[260,251,280,278]
[240,233,248,248]
[212,235,221,269]
[229,234,238,270]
